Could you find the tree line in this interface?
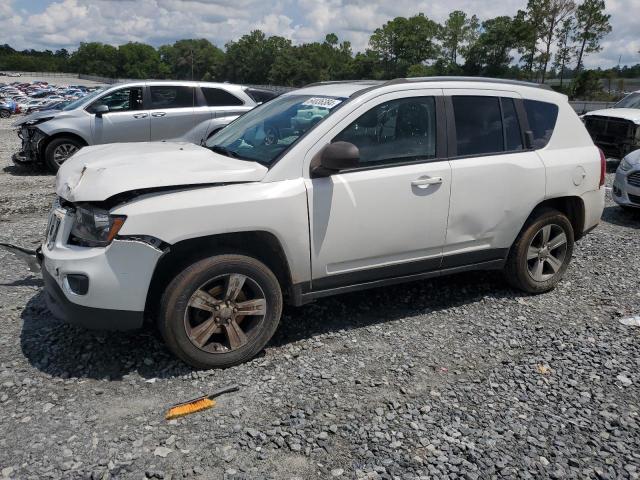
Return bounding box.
[0,0,631,98]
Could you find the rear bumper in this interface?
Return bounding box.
[42,266,144,330]
[580,188,606,234]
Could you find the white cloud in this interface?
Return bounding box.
[1,0,638,69]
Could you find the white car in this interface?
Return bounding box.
[612,149,640,210]
[582,90,640,159]
[39,77,605,368]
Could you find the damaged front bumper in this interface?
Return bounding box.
[584,116,640,159]
[12,126,47,165]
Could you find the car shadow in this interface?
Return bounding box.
[601,205,640,229]
[2,164,50,177]
[605,159,620,173]
[19,270,521,380]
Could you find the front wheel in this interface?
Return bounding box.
[504,209,575,294]
[159,254,283,369]
[44,137,83,172]
[0,110,10,118]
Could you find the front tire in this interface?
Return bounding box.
[504,209,574,294]
[159,254,283,369]
[44,137,83,172]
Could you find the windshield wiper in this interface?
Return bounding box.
[209,145,240,159]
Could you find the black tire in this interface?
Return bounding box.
[621,205,639,214]
[504,208,574,294]
[0,109,10,119]
[43,137,83,172]
[159,254,283,369]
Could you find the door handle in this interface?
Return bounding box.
[151,112,166,117]
[411,176,443,188]
[133,113,148,119]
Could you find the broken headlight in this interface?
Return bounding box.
[69,206,126,247]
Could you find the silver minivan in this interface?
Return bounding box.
[12,81,278,171]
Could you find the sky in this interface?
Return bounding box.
[1,0,638,69]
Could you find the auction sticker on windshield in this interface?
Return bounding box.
[301,97,342,109]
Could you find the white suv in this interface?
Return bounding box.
[40,77,605,368]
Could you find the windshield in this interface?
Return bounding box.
[206,94,345,165]
[62,86,108,111]
[614,92,640,109]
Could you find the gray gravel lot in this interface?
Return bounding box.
[0,116,639,480]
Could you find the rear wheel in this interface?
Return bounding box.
[0,109,10,118]
[504,209,574,293]
[159,254,283,369]
[44,137,83,172]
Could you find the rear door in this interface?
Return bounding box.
[443,90,546,266]
[148,84,197,142]
[89,85,149,144]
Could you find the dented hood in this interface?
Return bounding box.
[56,142,268,202]
[583,108,640,124]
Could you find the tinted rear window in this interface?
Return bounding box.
[202,88,244,107]
[245,88,279,104]
[149,86,194,109]
[523,100,558,149]
[452,96,504,156]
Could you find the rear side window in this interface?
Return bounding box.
[149,86,194,109]
[202,87,244,107]
[452,96,503,156]
[523,99,558,149]
[245,88,279,104]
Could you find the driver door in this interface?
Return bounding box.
[89,86,150,144]
[304,90,452,291]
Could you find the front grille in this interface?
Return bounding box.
[628,172,640,188]
[585,116,634,139]
[629,193,640,205]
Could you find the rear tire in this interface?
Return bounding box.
[0,110,10,119]
[44,137,83,173]
[504,209,574,294]
[159,254,283,369]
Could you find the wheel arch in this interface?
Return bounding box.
[40,131,88,158]
[145,230,294,319]
[523,196,586,240]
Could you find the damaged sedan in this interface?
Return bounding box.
[582,90,640,159]
[12,81,278,172]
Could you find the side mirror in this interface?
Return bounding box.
[311,141,360,177]
[93,104,109,118]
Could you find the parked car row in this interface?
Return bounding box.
[0,80,97,117]
[11,81,279,171]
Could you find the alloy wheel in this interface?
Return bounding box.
[183,273,267,353]
[526,224,568,282]
[52,143,79,166]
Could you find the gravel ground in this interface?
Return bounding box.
[0,116,639,480]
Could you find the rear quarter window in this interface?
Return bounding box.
[523,100,559,149]
[202,88,244,107]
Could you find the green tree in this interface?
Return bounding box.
[224,31,291,84]
[159,39,224,80]
[464,16,520,77]
[539,0,575,83]
[553,17,576,87]
[69,42,119,77]
[438,10,480,68]
[369,14,440,78]
[117,42,166,79]
[516,1,549,80]
[269,34,355,86]
[573,0,611,73]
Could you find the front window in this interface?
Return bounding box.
[615,93,640,109]
[86,87,144,113]
[63,87,107,111]
[206,94,344,165]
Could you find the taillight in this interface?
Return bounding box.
[599,148,606,188]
